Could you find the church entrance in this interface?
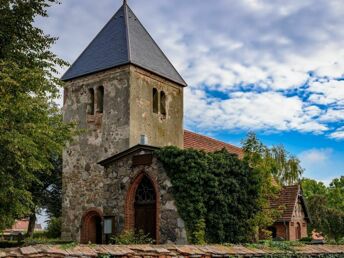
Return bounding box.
[81,210,103,244]
[134,176,157,240]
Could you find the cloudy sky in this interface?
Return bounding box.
[36,0,344,184]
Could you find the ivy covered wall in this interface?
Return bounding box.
[156,147,262,244]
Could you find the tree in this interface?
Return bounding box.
[0,0,74,231]
[27,154,63,237]
[242,132,303,186]
[241,133,304,239]
[301,178,327,200]
[327,176,344,212]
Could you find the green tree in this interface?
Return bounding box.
[242,132,303,186]
[241,133,304,239]
[301,178,327,200]
[0,0,74,231]
[327,176,344,212]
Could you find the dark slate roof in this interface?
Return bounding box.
[61,3,187,86]
[270,184,311,222]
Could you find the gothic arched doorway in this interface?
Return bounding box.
[81,209,103,244]
[295,222,301,240]
[134,176,157,240]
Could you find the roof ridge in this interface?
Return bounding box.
[184,129,242,151]
[124,2,131,62]
[125,5,187,86]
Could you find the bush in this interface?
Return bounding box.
[46,217,61,238]
[110,230,154,244]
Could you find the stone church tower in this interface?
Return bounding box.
[61,1,187,244]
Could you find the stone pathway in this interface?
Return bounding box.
[1,244,344,257]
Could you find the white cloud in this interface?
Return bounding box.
[185,89,328,132]
[308,80,344,105]
[299,148,333,164]
[329,126,344,140]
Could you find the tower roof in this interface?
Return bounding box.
[61,2,187,86]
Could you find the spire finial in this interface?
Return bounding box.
[123,0,127,5]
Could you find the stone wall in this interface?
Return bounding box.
[129,66,184,148]
[3,244,344,258]
[62,66,131,242]
[103,148,188,244]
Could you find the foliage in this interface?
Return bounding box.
[0,0,75,231]
[46,217,62,239]
[156,146,262,244]
[302,177,344,242]
[301,178,327,200]
[110,230,155,245]
[241,133,288,238]
[242,132,303,186]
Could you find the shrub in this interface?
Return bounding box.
[46,217,61,238]
[110,230,154,245]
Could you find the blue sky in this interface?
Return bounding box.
[35,0,344,185]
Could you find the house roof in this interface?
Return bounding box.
[270,184,311,222]
[184,130,244,158]
[61,2,186,86]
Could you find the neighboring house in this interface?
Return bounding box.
[1,219,42,240]
[268,185,311,241]
[60,0,306,244]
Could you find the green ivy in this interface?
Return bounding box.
[156,147,262,244]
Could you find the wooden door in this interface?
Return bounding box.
[87,215,102,244]
[134,176,156,240]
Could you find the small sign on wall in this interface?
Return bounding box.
[104,217,114,234]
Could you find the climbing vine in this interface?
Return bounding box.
[156,146,262,244]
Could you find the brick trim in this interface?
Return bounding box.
[125,172,160,243]
[80,208,103,244]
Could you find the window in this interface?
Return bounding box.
[160,91,166,116]
[87,88,95,115]
[153,88,158,113]
[97,86,104,113]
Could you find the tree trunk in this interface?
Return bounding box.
[27,213,36,237]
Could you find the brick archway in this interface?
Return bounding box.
[80,208,103,244]
[125,172,160,243]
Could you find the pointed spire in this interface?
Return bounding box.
[61,2,186,86]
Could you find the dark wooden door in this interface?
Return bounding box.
[134,176,156,240]
[87,215,102,244]
[135,203,156,239]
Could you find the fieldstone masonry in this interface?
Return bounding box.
[62,64,185,243]
[102,147,187,244]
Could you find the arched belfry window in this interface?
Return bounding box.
[87,88,95,115]
[160,91,166,116]
[97,86,104,113]
[152,88,158,114]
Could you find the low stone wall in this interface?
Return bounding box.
[1,244,344,258]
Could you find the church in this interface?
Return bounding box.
[61,1,309,244]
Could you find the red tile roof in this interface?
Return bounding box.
[183,130,244,158]
[270,184,309,222]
